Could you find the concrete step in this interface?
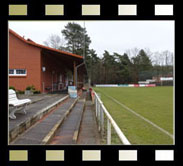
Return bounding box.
[77,99,101,145]
[9,94,69,143]
[50,93,86,145]
[10,97,78,145]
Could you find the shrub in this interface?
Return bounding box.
[9,86,15,90]
[25,85,41,94]
[17,90,24,94]
[34,90,41,94]
[26,85,35,91]
[26,86,31,90]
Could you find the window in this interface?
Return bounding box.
[9,69,14,75]
[16,69,26,75]
[9,69,27,76]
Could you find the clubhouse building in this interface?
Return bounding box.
[9,29,86,93]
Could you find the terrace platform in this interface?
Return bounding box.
[9,91,101,145]
[9,93,68,142]
[77,100,101,144]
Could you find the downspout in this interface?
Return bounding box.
[74,21,86,89]
[75,62,85,89]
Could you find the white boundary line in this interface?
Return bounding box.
[100,91,174,140]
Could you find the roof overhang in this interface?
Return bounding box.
[9,29,87,75]
[9,29,83,61]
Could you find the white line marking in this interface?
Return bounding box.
[100,91,174,139]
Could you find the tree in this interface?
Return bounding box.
[43,34,65,49]
[61,22,91,56]
[114,53,132,83]
[131,49,153,81]
[102,51,118,83]
[125,47,140,59]
[85,49,100,84]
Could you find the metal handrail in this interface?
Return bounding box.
[94,91,131,145]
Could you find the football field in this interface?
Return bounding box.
[94,86,174,145]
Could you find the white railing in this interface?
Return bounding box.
[94,91,131,145]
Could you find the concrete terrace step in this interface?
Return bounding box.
[50,93,86,145]
[77,100,101,145]
[17,94,50,104]
[9,94,69,143]
[10,98,78,145]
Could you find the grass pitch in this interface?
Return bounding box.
[94,86,174,145]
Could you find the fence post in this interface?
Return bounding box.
[98,100,101,131]
[107,119,111,145]
[94,91,131,145]
[100,104,104,137]
[95,96,98,117]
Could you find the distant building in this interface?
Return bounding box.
[138,79,155,85]
[152,76,173,82]
[152,75,173,86]
[152,76,161,83]
[9,29,86,92]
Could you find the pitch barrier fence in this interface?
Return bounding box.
[92,91,131,145]
[95,84,156,87]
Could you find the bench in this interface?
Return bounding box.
[9,89,31,119]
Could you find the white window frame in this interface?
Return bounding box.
[9,69,27,76]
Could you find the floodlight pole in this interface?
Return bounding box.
[83,21,86,59]
[75,21,86,89]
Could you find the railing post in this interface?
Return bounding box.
[107,119,111,145]
[95,96,98,117]
[98,100,101,131]
[94,91,131,145]
[100,104,104,136]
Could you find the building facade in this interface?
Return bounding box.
[9,29,86,93]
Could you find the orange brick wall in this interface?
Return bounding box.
[9,33,41,91]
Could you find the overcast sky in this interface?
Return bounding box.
[9,21,174,57]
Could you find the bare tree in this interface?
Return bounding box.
[161,50,174,66]
[170,52,174,66]
[151,51,160,65]
[125,47,140,60]
[43,34,66,49]
[151,50,174,66]
[144,48,153,62]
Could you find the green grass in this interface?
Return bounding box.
[94,86,174,145]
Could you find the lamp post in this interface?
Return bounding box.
[42,67,46,93]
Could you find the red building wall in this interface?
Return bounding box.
[9,33,42,91]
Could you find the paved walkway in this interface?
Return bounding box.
[17,93,49,103]
[11,98,76,145]
[50,91,101,145]
[77,100,101,144]
[50,98,85,145]
[9,94,67,132]
[9,91,101,145]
